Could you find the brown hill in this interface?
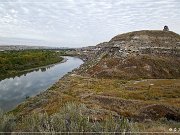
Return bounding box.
[78,30,180,79]
[110,30,180,43]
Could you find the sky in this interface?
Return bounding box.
[0,0,180,47]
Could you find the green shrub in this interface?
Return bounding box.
[0,109,16,133]
[0,103,137,134]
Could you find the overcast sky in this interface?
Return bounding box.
[0,0,180,47]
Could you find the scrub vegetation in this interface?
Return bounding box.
[0,103,137,133]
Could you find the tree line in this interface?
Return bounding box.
[0,50,64,79]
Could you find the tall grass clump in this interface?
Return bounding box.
[0,109,16,133]
[0,103,137,134]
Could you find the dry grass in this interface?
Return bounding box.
[2,103,179,133]
[87,55,180,80]
[64,75,180,107]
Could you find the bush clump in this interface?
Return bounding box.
[0,103,137,134]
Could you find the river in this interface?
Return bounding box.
[0,56,83,111]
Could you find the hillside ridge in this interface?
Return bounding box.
[110,30,180,42]
[76,30,180,79]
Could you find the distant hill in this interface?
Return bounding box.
[77,30,180,79]
[0,37,68,50]
[0,45,67,51]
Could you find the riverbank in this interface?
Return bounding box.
[0,50,65,81]
[0,57,65,81]
[15,56,68,77]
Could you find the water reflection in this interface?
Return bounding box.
[0,56,83,111]
[40,68,47,72]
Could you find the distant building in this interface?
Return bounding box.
[163,25,169,31]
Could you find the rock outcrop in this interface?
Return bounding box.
[77,30,180,79]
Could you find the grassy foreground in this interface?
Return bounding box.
[0,102,137,133]
[1,102,179,133]
[0,50,64,80]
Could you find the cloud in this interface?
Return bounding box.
[0,0,179,47]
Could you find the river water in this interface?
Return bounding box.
[0,56,83,111]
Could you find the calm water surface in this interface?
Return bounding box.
[0,56,83,111]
